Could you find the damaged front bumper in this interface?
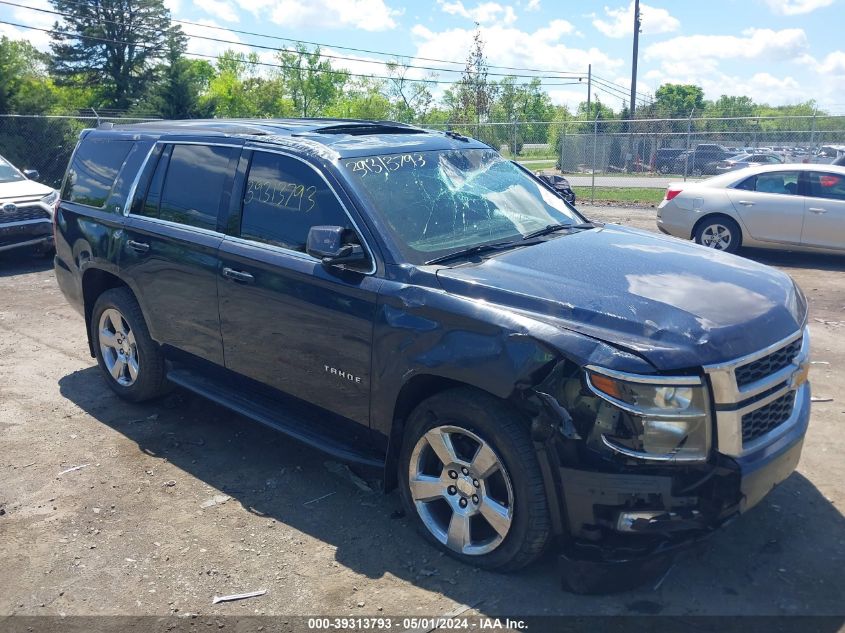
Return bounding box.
[553,381,810,593]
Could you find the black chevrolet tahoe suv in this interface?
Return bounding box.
[54,119,811,592]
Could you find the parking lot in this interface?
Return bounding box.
[1,205,844,619]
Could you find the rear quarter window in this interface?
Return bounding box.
[62,138,133,209]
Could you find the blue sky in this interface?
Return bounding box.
[2,0,844,112]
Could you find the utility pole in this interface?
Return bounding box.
[630,0,641,119]
[586,64,592,117]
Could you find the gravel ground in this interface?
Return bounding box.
[1,207,844,620]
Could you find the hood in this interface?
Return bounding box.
[0,179,54,200]
[435,225,805,370]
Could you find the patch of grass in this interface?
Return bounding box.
[520,159,557,170]
[573,186,665,205]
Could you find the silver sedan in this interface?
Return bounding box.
[657,163,845,254]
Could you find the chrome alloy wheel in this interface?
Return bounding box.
[408,425,514,556]
[98,308,139,386]
[701,223,733,250]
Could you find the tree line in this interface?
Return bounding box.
[0,0,840,184]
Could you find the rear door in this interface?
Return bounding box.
[726,170,805,244]
[121,141,241,365]
[217,148,381,425]
[800,170,845,250]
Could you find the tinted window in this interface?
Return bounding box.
[240,152,351,252]
[735,171,800,195]
[159,144,237,230]
[808,172,845,201]
[137,145,171,218]
[63,138,133,208]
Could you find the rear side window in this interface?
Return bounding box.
[239,151,351,252]
[157,144,238,230]
[63,138,133,208]
[808,172,845,201]
[734,171,800,195]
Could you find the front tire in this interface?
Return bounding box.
[694,215,742,254]
[91,287,169,402]
[398,388,551,571]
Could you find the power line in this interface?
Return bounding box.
[0,0,591,78]
[0,18,587,88]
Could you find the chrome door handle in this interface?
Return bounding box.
[808,207,827,214]
[222,267,254,283]
[738,200,754,206]
[127,239,150,253]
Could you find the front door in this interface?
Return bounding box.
[801,170,845,250]
[121,141,241,365]
[727,170,804,244]
[217,149,380,425]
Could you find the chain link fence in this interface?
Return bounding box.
[0,114,159,188]
[3,113,845,202]
[429,115,845,203]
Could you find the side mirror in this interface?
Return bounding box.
[23,169,40,181]
[306,225,367,267]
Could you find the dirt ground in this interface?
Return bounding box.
[1,205,844,620]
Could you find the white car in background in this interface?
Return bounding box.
[0,154,57,255]
[657,163,845,254]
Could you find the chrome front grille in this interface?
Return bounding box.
[735,339,802,387]
[705,328,809,456]
[742,390,796,443]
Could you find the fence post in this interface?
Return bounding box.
[559,121,565,173]
[810,108,817,151]
[591,111,599,204]
[683,107,695,182]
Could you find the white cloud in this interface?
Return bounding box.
[411,22,622,108]
[817,50,845,75]
[644,28,808,62]
[234,0,402,31]
[194,0,240,23]
[1,0,61,50]
[763,0,835,15]
[525,0,541,10]
[181,19,246,60]
[593,2,680,38]
[438,1,518,25]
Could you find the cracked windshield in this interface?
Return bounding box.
[344,148,582,263]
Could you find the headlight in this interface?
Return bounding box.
[41,190,59,209]
[585,367,711,462]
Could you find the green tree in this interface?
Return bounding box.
[139,28,214,118]
[277,45,345,117]
[326,79,391,120]
[0,37,57,113]
[385,58,434,122]
[653,83,705,117]
[50,0,173,110]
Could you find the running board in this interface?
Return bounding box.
[167,367,384,468]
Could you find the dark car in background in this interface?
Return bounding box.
[673,144,734,176]
[653,147,686,173]
[53,119,812,593]
[0,153,58,256]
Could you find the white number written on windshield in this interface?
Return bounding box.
[346,154,426,177]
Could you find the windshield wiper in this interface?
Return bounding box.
[425,239,534,265]
[521,222,596,240]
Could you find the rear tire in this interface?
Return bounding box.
[398,388,551,571]
[90,287,169,402]
[694,215,742,254]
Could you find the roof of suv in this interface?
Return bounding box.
[87,118,489,159]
